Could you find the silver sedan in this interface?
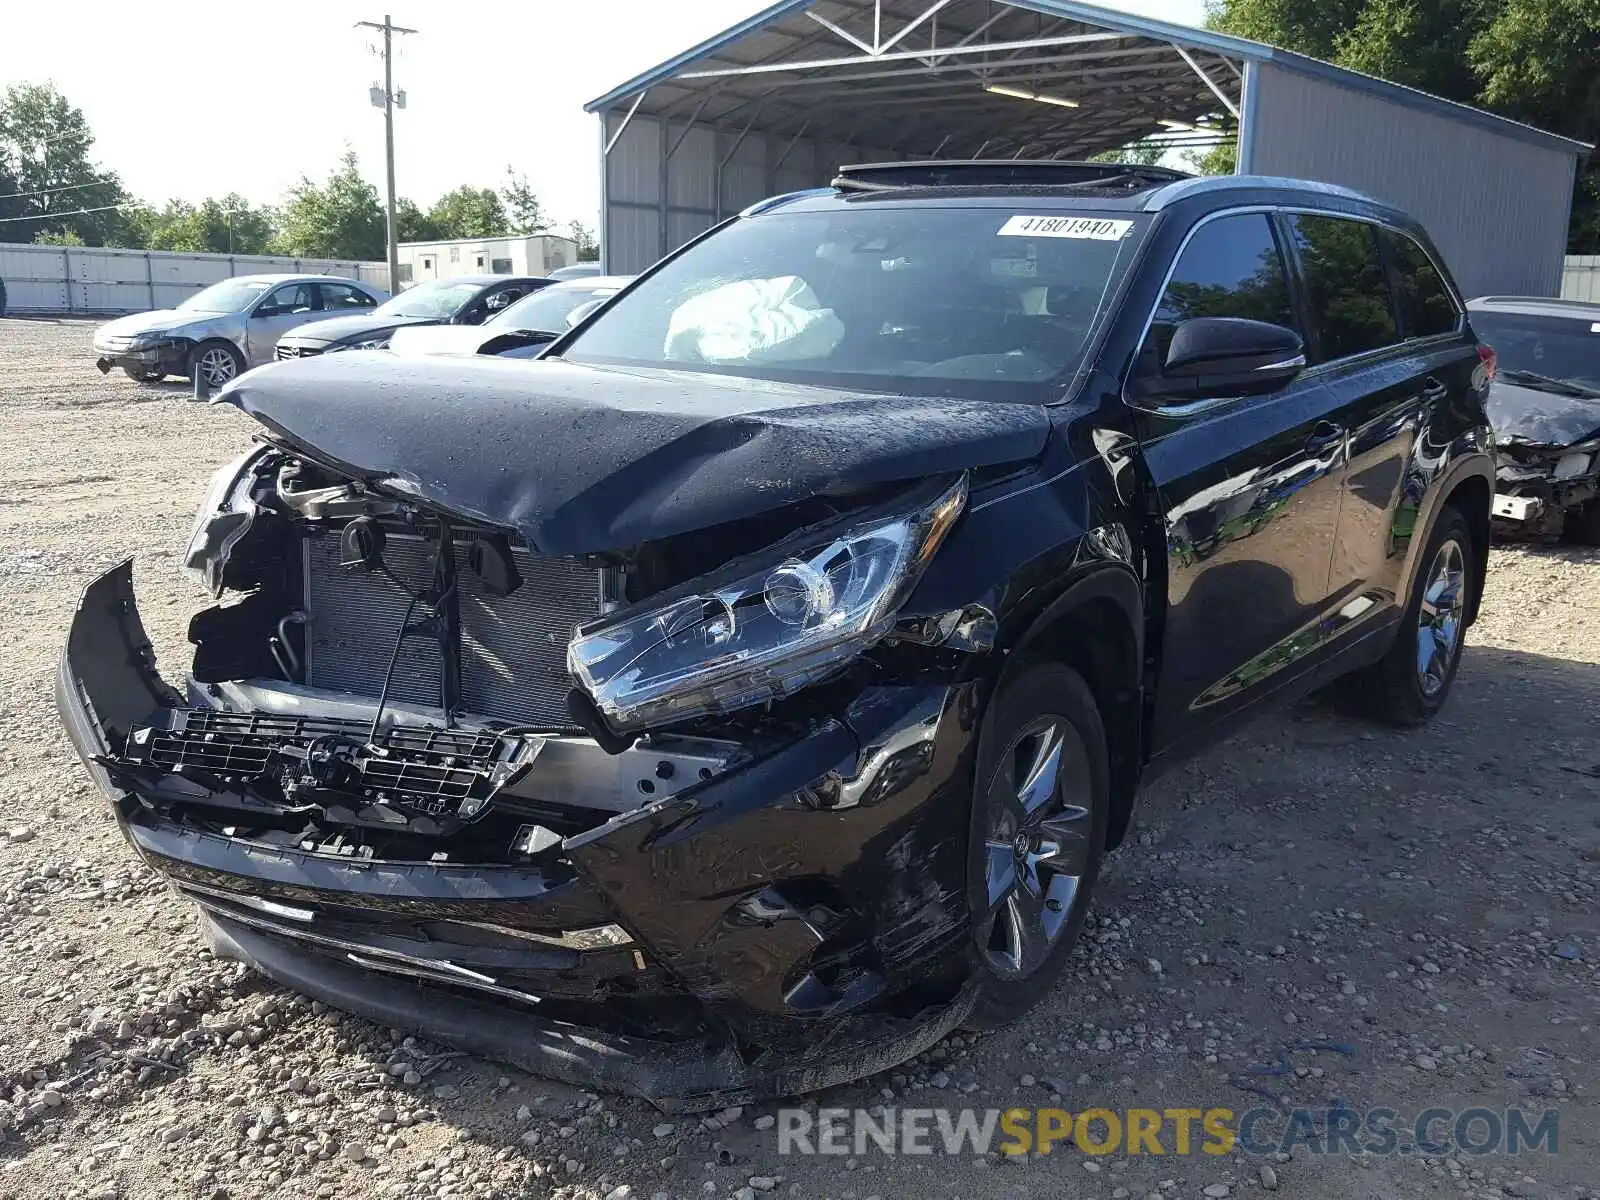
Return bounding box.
[92,274,389,387]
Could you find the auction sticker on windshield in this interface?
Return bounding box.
[998,215,1133,240]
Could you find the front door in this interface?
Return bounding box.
[1129,211,1348,754]
[246,281,320,364]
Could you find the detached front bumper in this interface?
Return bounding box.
[56,562,982,1109]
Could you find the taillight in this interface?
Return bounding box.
[1477,343,1497,380]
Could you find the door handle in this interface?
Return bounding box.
[1304,421,1344,451]
[1421,376,1448,400]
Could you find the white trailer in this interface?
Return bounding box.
[397,234,580,285]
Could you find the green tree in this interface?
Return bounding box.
[274,149,385,260]
[500,168,549,234]
[0,83,129,245]
[569,219,599,262]
[426,186,509,239]
[395,197,444,243]
[1090,141,1168,167]
[126,194,276,254]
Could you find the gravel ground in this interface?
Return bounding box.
[0,316,1594,1200]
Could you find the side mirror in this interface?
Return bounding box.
[1147,317,1305,402]
[251,305,278,319]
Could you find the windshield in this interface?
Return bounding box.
[561,206,1144,400]
[374,280,485,319]
[178,279,273,313]
[1474,312,1600,393]
[490,284,619,331]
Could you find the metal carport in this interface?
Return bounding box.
[586,0,1590,296]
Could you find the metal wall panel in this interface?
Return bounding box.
[1562,255,1600,303]
[600,113,902,273]
[0,244,387,314]
[1245,63,1577,298]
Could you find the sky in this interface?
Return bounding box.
[0,0,1206,232]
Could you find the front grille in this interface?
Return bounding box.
[276,345,323,361]
[303,533,599,727]
[126,710,509,807]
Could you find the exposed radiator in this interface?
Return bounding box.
[303,532,600,727]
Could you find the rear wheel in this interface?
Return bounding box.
[964,664,1108,1031]
[1357,507,1474,726]
[189,340,243,389]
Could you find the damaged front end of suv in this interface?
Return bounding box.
[55,348,1052,1110]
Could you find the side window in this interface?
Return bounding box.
[1286,215,1398,361]
[259,282,317,316]
[319,282,373,309]
[1142,213,1295,373]
[1380,230,1459,339]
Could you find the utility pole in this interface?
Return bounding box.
[356,14,416,291]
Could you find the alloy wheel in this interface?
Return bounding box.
[976,716,1094,979]
[197,347,238,388]
[1416,538,1466,697]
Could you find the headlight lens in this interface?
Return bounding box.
[330,335,391,352]
[127,331,170,349]
[569,475,967,732]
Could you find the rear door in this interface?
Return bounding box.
[1130,211,1348,753]
[1282,213,1475,644]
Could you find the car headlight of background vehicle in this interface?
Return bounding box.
[568,475,967,732]
[329,335,392,352]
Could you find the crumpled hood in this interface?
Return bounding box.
[217,353,1050,554]
[278,313,431,347]
[1487,380,1600,448]
[96,309,205,339]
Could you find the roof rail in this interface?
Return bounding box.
[832,159,1192,193]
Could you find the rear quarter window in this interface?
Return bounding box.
[1380,229,1460,339]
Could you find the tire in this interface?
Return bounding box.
[0,278,7,317]
[1356,506,1475,726]
[188,340,244,389]
[122,365,165,383]
[1563,499,1600,546]
[963,663,1109,1031]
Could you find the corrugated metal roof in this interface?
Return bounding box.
[586,0,1588,160]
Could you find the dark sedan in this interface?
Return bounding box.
[273,275,549,359]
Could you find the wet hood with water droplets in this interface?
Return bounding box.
[218,353,1050,554]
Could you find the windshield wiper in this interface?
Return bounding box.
[1498,369,1600,400]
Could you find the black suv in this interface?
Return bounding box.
[57,161,1494,1109]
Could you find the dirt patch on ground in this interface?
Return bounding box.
[0,317,1594,1200]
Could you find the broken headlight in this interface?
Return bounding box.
[569,475,967,732]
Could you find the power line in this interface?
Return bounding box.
[0,203,132,224]
[0,177,117,202]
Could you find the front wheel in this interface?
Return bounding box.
[1358,507,1475,726]
[964,664,1108,1031]
[189,340,244,389]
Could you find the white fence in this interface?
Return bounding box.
[0,243,389,315]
